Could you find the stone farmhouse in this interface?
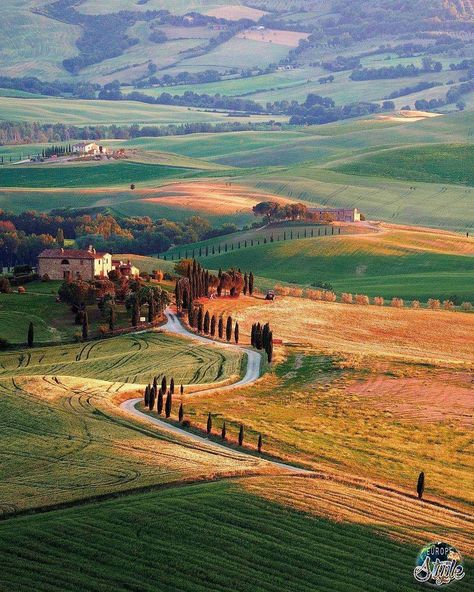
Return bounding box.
[309,207,361,222]
[72,142,107,155]
[38,246,113,281]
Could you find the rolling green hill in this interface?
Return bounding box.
[182,229,474,301]
[335,143,474,186]
[0,161,194,189]
[3,480,466,592]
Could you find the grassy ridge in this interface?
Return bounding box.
[187,232,474,301]
[0,161,194,188]
[335,144,474,186]
[0,331,243,385]
[0,480,454,592]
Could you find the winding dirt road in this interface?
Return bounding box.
[121,309,310,474]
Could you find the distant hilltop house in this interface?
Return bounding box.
[309,207,361,223]
[38,246,113,281]
[112,259,140,279]
[72,142,107,156]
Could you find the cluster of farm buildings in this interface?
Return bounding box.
[38,246,139,281]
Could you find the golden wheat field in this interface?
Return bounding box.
[200,295,474,365]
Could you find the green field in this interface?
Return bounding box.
[2,480,463,592]
[185,232,474,301]
[0,161,194,188]
[335,144,474,186]
[0,96,287,125]
[0,331,243,385]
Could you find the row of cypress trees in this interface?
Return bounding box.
[251,322,273,362]
[144,376,183,418]
[162,226,340,260]
[205,413,262,452]
[188,308,239,343]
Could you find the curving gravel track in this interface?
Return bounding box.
[121,309,310,474]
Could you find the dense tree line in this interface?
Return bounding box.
[350,60,442,82]
[175,259,252,314]
[386,81,442,100]
[0,120,281,146]
[0,209,238,267]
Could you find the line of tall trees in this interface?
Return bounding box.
[175,260,253,313]
[144,375,181,419]
[251,322,273,363]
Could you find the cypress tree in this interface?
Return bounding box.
[266,333,273,363]
[157,388,164,414]
[243,272,248,295]
[165,391,172,418]
[56,228,65,247]
[180,384,184,396]
[148,296,156,323]
[221,422,226,441]
[218,317,224,339]
[210,315,216,337]
[251,323,255,347]
[258,434,262,453]
[132,299,140,326]
[149,385,155,411]
[417,471,425,499]
[234,322,239,344]
[82,311,89,340]
[178,403,184,423]
[207,413,212,435]
[109,306,115,331]
[188,305,195,327]
[249,272,254,295]
[144,384,150,407]
[204,311,210,334]
[238,425,244,446]
[226,316,232,341]
[197,307,203,333]
[170,378,175,395]
[27,322,34,348]
[162,376,167,394]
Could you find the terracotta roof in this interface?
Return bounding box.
[38,249,108,260]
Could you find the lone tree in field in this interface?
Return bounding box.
[221,422,226,441]
[178,403,184,423]
[82,311,89,340]
[258,434,262,453]
[234,322,239,344]
[157,388,164,415]
[226,316,232,342]
[165,391,172,418]
[161,376,167,394]
[417,471,425,499]
[207,413,212,435]
[27,322,34,348]
[238,424,244,446]
[218,316,224,339]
